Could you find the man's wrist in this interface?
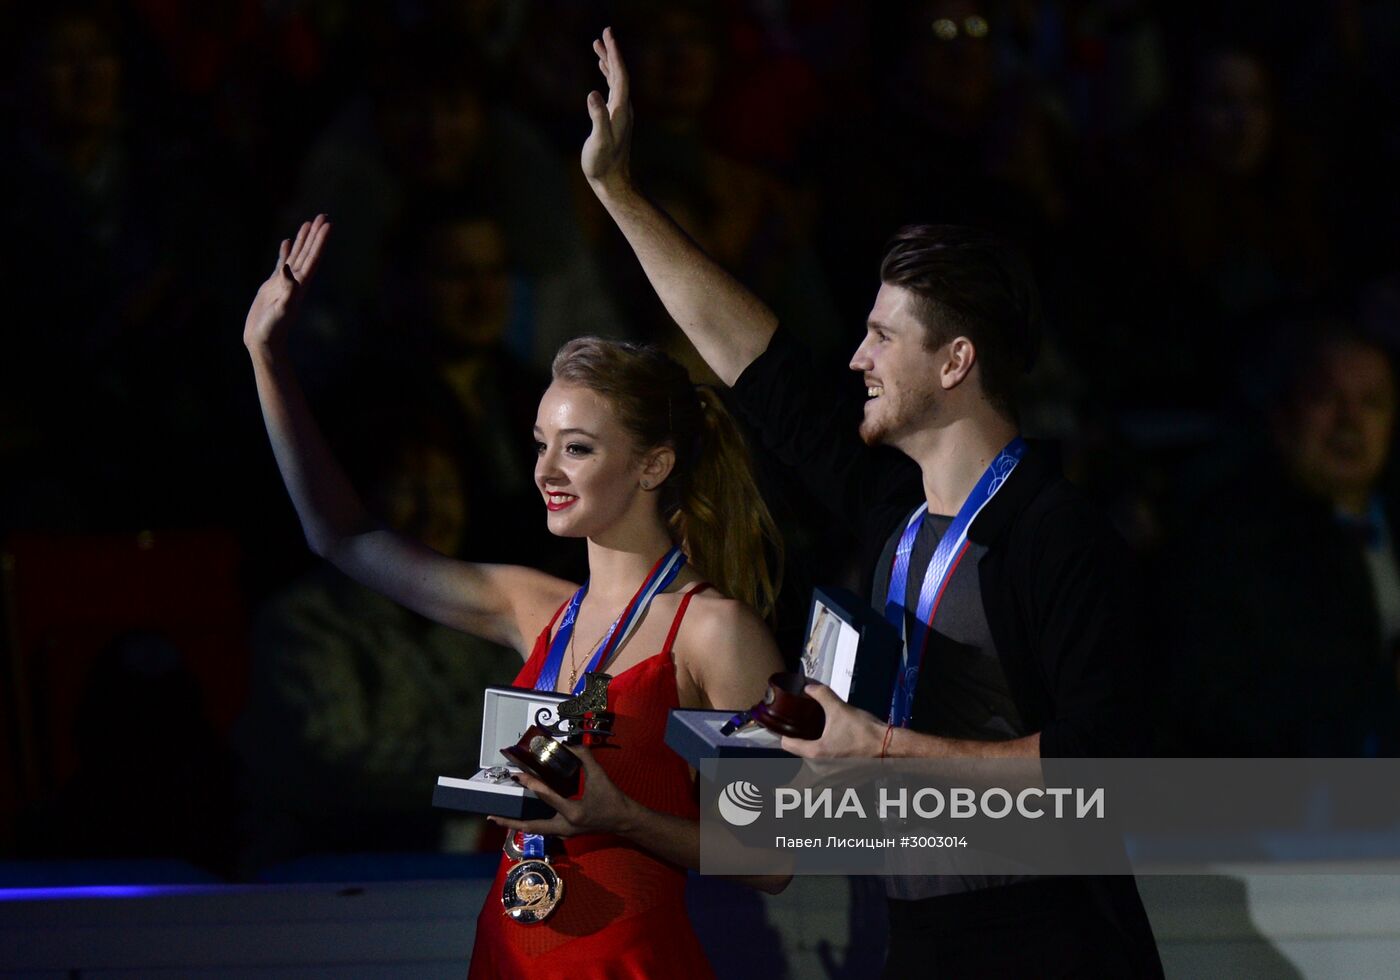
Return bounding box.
[866,714,889,758]
[883,726,951,759]
[589,173,639,209]
[246,338,289,368]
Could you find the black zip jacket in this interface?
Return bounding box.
[730,328,1149,758]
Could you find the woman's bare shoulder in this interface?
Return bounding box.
[672,589,778,664]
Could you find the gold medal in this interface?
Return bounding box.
[502,856,564,924]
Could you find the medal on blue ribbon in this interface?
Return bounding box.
[504,546,688,922]
[502,832,564,923]
[534,546,688,696]
[884,438,1026,728]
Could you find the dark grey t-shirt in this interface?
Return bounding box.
[872,512,1030,899]
[873,513,1025,740]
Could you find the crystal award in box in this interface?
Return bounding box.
[800,586,900,718]
[432,686,572,821]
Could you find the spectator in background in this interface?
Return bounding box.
[508,0,614,151]
[1171,48,1330,309]
[372,197,572,572]
[1093,46,1331,412]
[0,3,244,529]
[809,0,1077,329]
[601,1,843,376]
[125,0,326,172]
[235,417,519,870]
[289,33,618,378]
[1163,320,1400,756]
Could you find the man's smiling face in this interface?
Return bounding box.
[849,283,951,451]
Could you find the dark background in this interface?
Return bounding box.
[2,0,1399,883]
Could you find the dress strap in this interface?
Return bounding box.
[537,596,573,647]
[660,583,712,661]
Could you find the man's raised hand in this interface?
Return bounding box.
[243,214,331,352]
[581,27,633,194]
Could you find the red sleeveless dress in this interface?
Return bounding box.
[467,586,716,980]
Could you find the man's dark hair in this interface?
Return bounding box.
[879,225,1042,420]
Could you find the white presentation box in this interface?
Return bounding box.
[432,686,569,820]
[802,586,900,719]
[664,708,792,767]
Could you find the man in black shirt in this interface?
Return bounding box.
[581,28,1162,977]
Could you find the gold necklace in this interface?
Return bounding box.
[565,555,680,689]
[568,618,610,690]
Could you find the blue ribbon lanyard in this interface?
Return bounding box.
[522,547,686,860]
[884,438,1027,728]
[535,546,688,696]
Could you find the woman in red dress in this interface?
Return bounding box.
[244,216,789,978]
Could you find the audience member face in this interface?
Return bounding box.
[377,445,468,557]
[382,85,485,186]
[632,9,718,120]
[418,218,512,353]
[1194,51,1273,176]
[1281,340,1396,513]
[33,13,122,143]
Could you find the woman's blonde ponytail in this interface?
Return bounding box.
[666,386,783,620]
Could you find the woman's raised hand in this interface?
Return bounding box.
[581,27,633,194]
[243,214,332,351]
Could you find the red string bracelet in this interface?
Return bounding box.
[880,723,895,759]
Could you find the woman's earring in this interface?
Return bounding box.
[640,481,652,490]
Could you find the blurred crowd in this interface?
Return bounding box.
[1,1,1399,878]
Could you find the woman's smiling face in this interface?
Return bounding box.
[533,382,651,539]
